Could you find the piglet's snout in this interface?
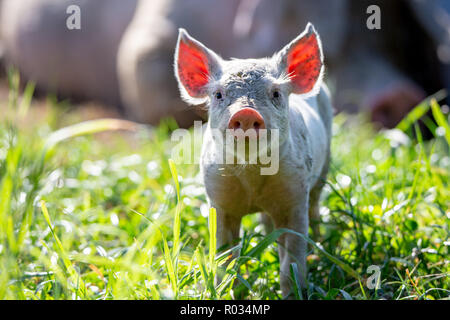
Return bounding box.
[228,108,265,137]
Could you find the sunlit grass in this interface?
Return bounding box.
[0,73,448,300]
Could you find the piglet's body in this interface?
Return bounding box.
[174,24,332,297]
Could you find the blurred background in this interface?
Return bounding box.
[0,0,449,129]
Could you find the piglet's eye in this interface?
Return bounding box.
[272,90,280,99]
[215,91,223,100]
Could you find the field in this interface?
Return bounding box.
[0,74,448,300]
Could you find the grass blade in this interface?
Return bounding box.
[168,159,181,258]
[162,234,178,297]
[44,118,140,150]
[430,98,450,145]
[208,207,217,275]
[40,200,86,297]
[396,89,447,131]
[289,263,304,300]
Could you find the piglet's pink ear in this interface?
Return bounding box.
[277,23,324,95]
[174,29,221,104]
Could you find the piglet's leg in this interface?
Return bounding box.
[214,208,241,281]
[260,213,274,235]
[272,201,309,298]
[216,209,241,251]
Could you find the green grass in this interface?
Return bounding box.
[0,74,448,300]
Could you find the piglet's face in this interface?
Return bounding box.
[174,24,324,140]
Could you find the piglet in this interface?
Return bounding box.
[174,23,333,298]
